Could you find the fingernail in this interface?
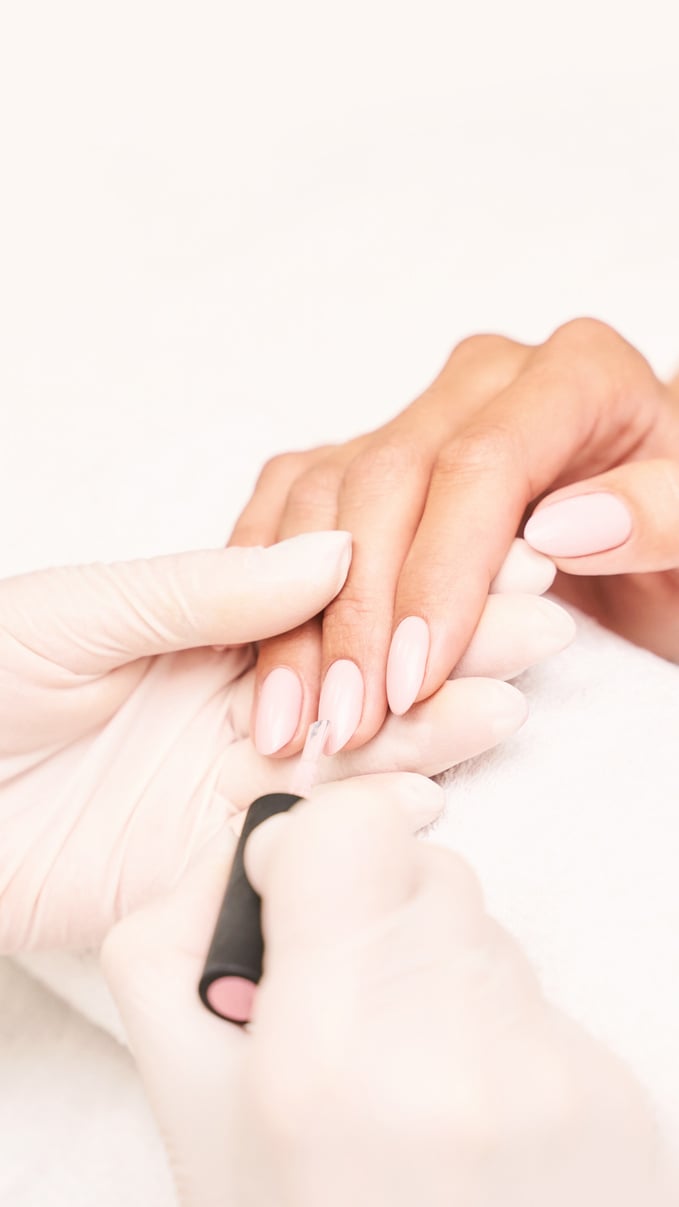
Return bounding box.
[524,493,632,558]
[318,659,364,754]
[254,667,303,755]
[386,616,430,716]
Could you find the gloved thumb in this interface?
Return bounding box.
[523,459,679,574]
[243,775,435,966]
[0,531,351,673]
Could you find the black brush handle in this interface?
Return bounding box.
[198,792,301,1017]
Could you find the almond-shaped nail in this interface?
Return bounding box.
[254,667,303,755]
[318,659,364,754]
[386,617,430,716]
[524,493,632,558]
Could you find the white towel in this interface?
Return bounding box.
[14,603,679,1163]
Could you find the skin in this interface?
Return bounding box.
[103,776,676,1207]
[0,531,567,951]
[231,318,679,756]
[4,359,675,1199]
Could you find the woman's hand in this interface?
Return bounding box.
[0,532,570,952]
[231,318,679,757]
[102,774,672,1207]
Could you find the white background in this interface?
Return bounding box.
[1,1,678,576]
[1,1,679,1201]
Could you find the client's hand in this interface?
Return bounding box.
[0,533,571,951]
[102,775,671,1207]
[231,318,679,756]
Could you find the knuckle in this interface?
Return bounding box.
[540,318,654,404]
[443,333,527,395]
[324,590,381,637]
[547,315,620,353]
[256,450,308,487]
[435,424,520,481]
[342,440,427,495]
[286,461,343,514]
[451,332,516,361]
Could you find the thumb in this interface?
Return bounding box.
[244,775,432,965]
[0,530,351,673]
[523,459,679,574]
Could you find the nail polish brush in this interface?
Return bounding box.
[198,720,330,1025]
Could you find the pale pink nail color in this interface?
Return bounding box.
[254,667,303,755]
[386,616,430,716]
[207,975,256,1022]
[524,492,632,558]
[318,660,364,754]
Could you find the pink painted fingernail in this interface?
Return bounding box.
[386,617,430,716]
[524,492,632,558]
[254,668,303,755]
[318,660,364,754]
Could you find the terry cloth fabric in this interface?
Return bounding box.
[11,603,679,1190]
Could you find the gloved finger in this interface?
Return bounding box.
[241,778,494,1085]
[450,594,575,680]
[243,778,421,960]
[219,677,527,810]
[0,531,351,674]
[226,589,569,742]
[100,829,247,1206]
[488,538,556,594]
[228,771,445,838]
[523,459,679,574]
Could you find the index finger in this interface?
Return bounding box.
[387,319,658,710]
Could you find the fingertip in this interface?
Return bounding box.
[450,592,577,681]
[318,658,365,753]
[486,679,529,739]
[532,595,577,649]
[386,616,430,716]
[388,772,446,830]
[250,622,323,757]
[253,666,304,755]
[490,538,557,595]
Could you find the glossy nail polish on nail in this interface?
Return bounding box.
[254,667,303,755]
[386,616,430,716]
[524,492,632,558]
[318,659,364,754]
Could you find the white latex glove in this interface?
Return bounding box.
[0,532,572,951]
[102,774,673,1207]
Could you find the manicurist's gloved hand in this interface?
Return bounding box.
[231,319,679,756]
[102,774,673,1207]
[0,532,571,952]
